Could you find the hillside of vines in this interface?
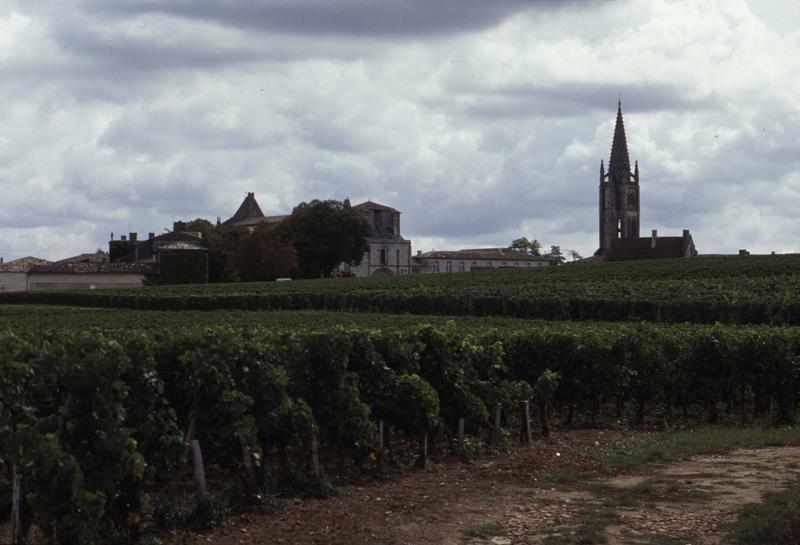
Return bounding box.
[3,254,800,324]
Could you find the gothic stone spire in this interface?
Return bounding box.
[608,99,631,184]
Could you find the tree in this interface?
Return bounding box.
[545,245,566,265]
[509,237,541,256]
[235,223,297,281]
[278,199,371,278]
[184,219,248,282]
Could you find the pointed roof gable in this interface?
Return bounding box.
[225,192,265,225]
[608,99,631,183]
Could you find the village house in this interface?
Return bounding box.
[412,248,552,273]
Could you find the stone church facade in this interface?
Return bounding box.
[596,101,697,261]
[337,201,413,276]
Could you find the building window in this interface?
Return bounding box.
[487,262,493,267]
[433,261,439,273]
[617,218,622,238]
[446,261,452,273]
[471,262,477,268]
[526,262,531,267]
[458,262,465,272]
[380,249,387,265]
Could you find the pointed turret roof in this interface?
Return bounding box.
[608,99,631,183]
[225,192,265,225]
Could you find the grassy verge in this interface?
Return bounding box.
[605,427,800,470]
[726,479,800,545]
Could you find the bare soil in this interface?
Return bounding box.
[5,431,799,544]
[163,433,800,545]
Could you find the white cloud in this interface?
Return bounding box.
[0,0,799,261]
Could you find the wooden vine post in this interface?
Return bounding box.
[457,418,466,451]
[491,403,502,448]
[377,420,385,466]
[415,433,428,469]
[191,439,209,505]
[10,462,21,545]
[520,400,533,445]
[310,437,321,477]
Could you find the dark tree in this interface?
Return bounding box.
[509,237,542,256]
[279,199,371,278]
[183,219,248,282]
[235,223,297,281]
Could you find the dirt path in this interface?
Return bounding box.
[159,435,800,545]
[5,432,798,544]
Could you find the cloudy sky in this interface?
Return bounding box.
[1,0,799,261]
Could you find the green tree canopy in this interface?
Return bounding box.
[545,245,566,265]
[509,237,542,256]
[235,223,297,281]
[279,199,371,278]
[183,219,248,282]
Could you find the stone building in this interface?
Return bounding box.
[109,226,208,284]
[596,101,697,260]
[224,193,413,277]
[338,201,413,276]
[413,249,552,273]
[223,192,288,229]
[0,257,49,291]
[0,254,153,291]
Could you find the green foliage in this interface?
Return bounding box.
[183,219,248,283]
[5,315,800,541]
[9,254,800,324]
[235,223,297,281]
[278,199,371,278]
[509,237,541,256]
[727,479,800,545]
[148,249,209,285]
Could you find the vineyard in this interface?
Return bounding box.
[2,254,800,324]
[3,321,800,543]
[3,255,800,544]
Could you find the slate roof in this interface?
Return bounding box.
[0,256,50,272]
[29,262,156,274]
[225,192,265,225]
[605,235,695,261]
[607,99,632,183]
[415,249,553,262]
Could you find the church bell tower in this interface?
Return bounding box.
[598,99,640,255]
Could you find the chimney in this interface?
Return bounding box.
[417,250,422,256]
[129,232,138,242]
[121,235,127,241]
[739,249,749,256]
[148,232,155,240]
[0,257,3,264]
[110,232,114,240]
[682,229,690,239]
[651,229,657,249]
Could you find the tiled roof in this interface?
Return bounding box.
[0,256,50,272]
[353,201,401,214]
[57,251,108,264]
[29,262,156,274]
[605,235,694,261]
[415,249,553,262]
[225,192,265,224]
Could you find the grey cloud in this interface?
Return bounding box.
[79,0,533,38]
